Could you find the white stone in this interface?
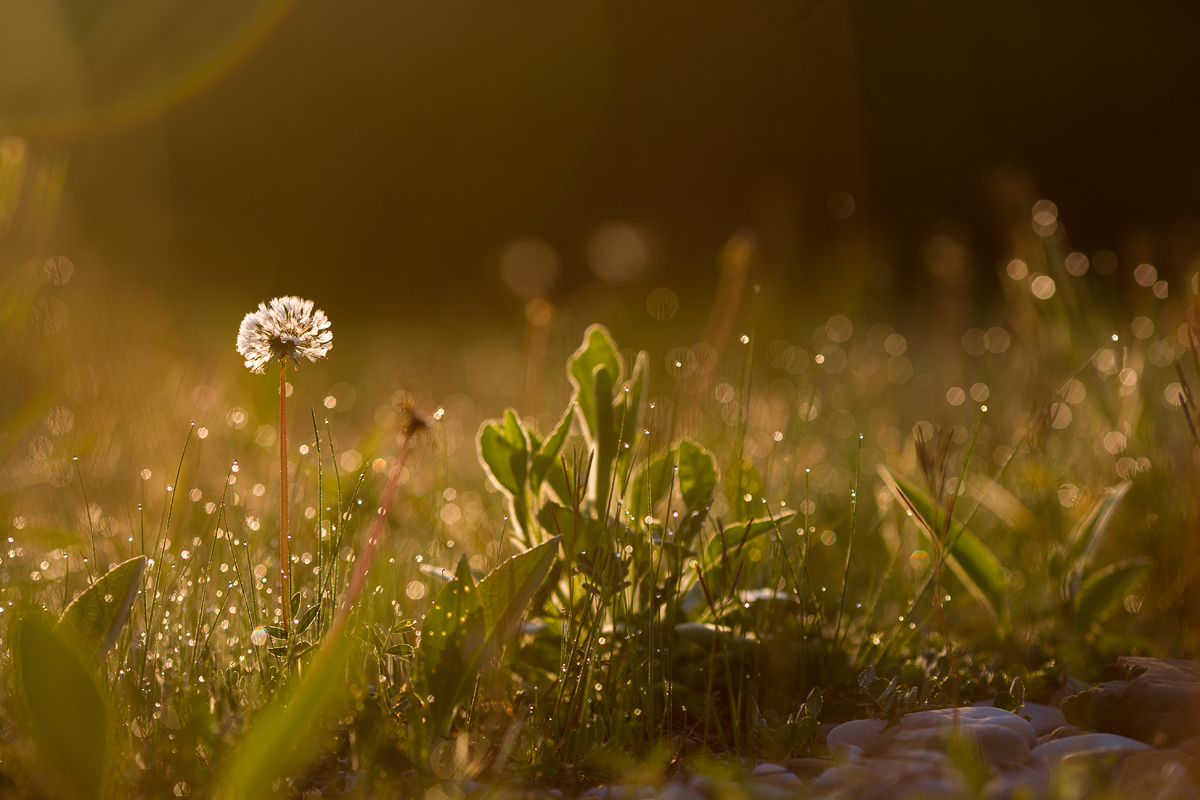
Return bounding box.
[754,771,804,789]
[892,723,1030,764]
[899,706,1037,748]
[828,743,865,765]
[973,700,1066,737]
[752,763,789,776]
[807,764,869,791]
[825,719,898,756]
[1030,733,1151,761]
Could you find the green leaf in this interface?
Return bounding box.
[568,324,622,442]
[803,686,823,719]
[265,625,287,640]
[530,402,574,493]
[1074,557,1153,628]
[55,554,145,659]
[415,543,562,753]
[477,410,531,536]
[16,615,106,799]
[477,412,529,495]
[678,439,719,511]
[295,605,320,635]
[629,448,675,527]
[223,629,348,799]
[592,365,617,515]
[944,529,1010,627]
[476,536,560,647]
[704,512,796,565]
[1065,482,1130,572]
[879,466,1008,629]
[386,643,415,658]
[418,557,485,739]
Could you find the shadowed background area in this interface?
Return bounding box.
[3,0,1199,333]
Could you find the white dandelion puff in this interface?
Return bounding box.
[235,295,330,634]
[236,296,332,373]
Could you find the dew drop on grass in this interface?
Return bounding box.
[250,626,268,647]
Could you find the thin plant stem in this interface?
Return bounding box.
[279,360,293,635]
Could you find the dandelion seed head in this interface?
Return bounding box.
[236,296,332,373]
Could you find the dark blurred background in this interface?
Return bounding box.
[4,0,1200,331]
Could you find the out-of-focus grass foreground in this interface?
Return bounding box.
[3,12,1200,793]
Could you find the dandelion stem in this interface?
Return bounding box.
[280,359,292,635]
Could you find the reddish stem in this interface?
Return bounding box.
[330,430,416,636]
[280,360,292,634]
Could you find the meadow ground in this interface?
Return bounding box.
[1,142,1198,798]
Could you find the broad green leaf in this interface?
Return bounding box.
[879,466,1008,629]
[55,555,145,659]
[477,411,531,535]
[223,631,347,799]
[419,558,485,739]
[678,439,719,510]
[592,365,616,516]
[477,412,529,495]
[568,324,622,441]
[530,402,573,493]
[1065,482,1130,572]
[1074,557,1153,628]
[804,686,823,719]
[477,536,560,647]
[704,512,796,565]
[502,409,529,484]
[295,604,319,635]
[16,615,106,799]
[629,448,675,527]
